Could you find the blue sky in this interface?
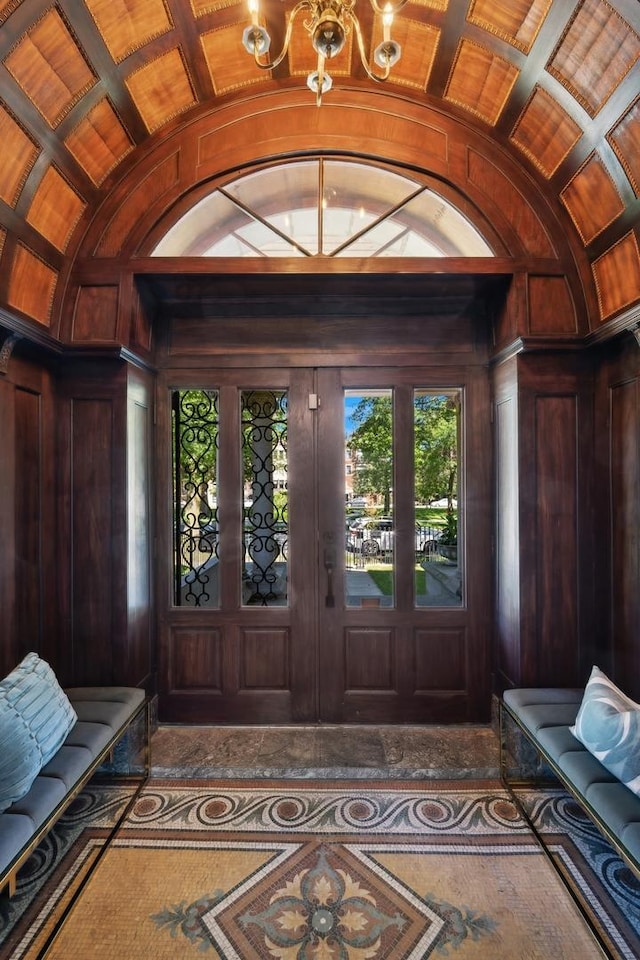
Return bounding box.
[344,395,360,435]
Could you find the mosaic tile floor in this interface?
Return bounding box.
[5,781,639,960]
[150,723,501,780]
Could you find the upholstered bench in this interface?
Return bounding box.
[500,672,640,879]
[0,654,149,898]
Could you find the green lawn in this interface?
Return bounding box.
[367,565,426,595]
[348,507,449,528]
[415,506,449,526]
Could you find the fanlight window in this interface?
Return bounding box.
[152,159,493,258]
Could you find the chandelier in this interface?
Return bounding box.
[242,0,408,105]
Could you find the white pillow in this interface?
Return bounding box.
[571,665,640,797]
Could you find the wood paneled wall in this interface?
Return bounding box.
[56,358,154,688]
[493,350,600,690]
[595,333,640,699]
[0,352,58,678]
[0,346,153,690]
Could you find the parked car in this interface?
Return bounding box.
[347,519,441,556]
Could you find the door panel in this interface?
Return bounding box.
[316,367,490,723]
[158,365,491,723]
[159,368,317,723]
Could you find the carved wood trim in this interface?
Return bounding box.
[0,330,21,373]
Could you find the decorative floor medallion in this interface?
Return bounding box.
[201,841,449,958]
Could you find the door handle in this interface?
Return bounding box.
[323,546,336,608]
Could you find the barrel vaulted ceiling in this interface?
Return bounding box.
[0,0,638,342]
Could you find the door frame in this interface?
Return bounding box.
[155,357,492,724]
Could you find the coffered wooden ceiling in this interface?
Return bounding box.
[0,0,638,335]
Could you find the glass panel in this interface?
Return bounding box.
[322,160,419,255]
[172,389,219,607]
[154,192,257,257]
[338,190,493,257]
[242,390,288,606]
[335,218,441,258]
[414,390,462,608]
[232,219,306,257]
[151,158,495,258]
[344,390,394,608]
[225,162,319,254]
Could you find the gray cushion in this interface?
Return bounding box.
[504,685,640,877]
[0,653,77,814]
[504,688,583,709]
[508,702,581,735]
[619,822,640,866]
[0,814,35,868]
[536,724,585,761]
[584,782,640,837]
[71,702,132,730]
[67,687,145,732]
[66,687,145,708]
[64,720,118,755]
[9,776,68,829]
[557,749,618,794]
[39,745,94,789]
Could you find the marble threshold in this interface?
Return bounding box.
[150,723,500,780]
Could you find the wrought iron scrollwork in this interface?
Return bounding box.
[242,390,288,605]
[173,389,219,606]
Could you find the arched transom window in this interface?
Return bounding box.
[152,158,494,258]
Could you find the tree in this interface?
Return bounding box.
[348,393,458,513]
[349,397,393,513]
[413,394,458,509]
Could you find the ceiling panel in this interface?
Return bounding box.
[561,154,626,244]
[125,47,197,131]
[547,0,640,117]
[608,99,640,197]
[26,165,86,252]
[445,39,519,125]
[85,0,173,64]
[467,0,552,54]
[7,243,58,325]
[510,85,583,178]
[592,232,640,320]
[4,8,96,126]
[64,98,134,186]
[0,105,39,206]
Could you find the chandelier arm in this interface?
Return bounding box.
[316,54,325,107]
[252,1,310,71]
[351,13,391,82]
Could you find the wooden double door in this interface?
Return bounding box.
[158,365,492,724]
